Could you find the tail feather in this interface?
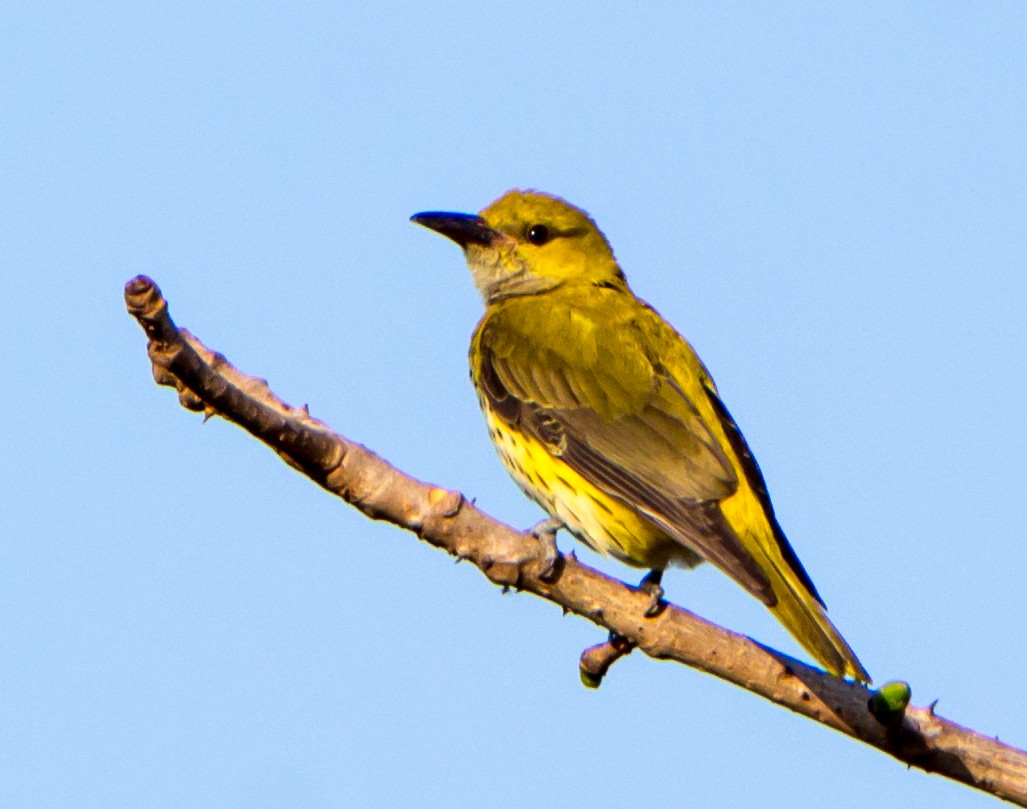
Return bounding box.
[766,557,870,682]
[703,386,869,681]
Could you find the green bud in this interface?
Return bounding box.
[579,667,603,689]
[868,681,912,725]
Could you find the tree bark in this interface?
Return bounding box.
[125,275,1027,806]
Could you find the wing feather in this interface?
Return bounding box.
[475,293,777,603]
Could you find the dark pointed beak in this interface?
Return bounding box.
[410,211,501,248]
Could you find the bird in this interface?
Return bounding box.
[411,189,869,682]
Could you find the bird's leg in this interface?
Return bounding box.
[639,568,665,617]
[529,517,564,581]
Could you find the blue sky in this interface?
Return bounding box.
[3,3,1026,807]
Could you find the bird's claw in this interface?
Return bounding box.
[529,517,564,581]
[639,569,666,617]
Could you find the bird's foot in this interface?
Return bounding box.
[529,517,564,582]
[639,569,665,617]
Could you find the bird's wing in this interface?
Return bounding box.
[477,295,775,602]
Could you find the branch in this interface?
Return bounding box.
[124,275,1027,805]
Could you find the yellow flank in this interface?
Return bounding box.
[480,399,703,571]
[411,189,870,683]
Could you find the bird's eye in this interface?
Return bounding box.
[526,224,550,246]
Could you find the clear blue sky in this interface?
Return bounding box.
[3,3,1025,807]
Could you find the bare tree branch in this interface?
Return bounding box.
[124,275,1027,806]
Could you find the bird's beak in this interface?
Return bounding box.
[410,211,501,248]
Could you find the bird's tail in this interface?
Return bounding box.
[764,552,870,683]
[702,384,869,682]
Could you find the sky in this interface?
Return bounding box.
[2,3,1026,807]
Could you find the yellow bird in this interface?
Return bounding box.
[412,190,869,682]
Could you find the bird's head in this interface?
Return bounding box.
[412,190,626,302]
